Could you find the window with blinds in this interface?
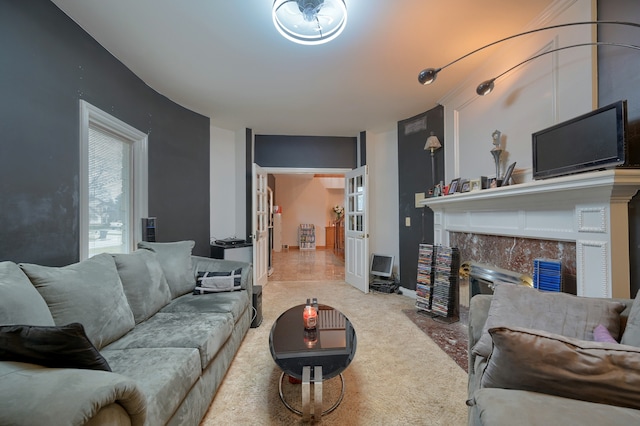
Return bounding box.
[87,125,131,257]
[79,101,148,259]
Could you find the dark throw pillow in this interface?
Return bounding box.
[0,323,111,371]
[194,268,243,294]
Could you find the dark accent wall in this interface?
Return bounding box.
[359,131,367,166]
[254,135,357,168]
[0,1,210,264]
[598,0,640,297]
[397,106,445,290]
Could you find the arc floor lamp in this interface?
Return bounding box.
[417,21,640,96]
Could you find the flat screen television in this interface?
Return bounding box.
[370,254,394,278]
[532,100,636,180]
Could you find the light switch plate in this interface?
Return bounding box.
[405,217,411,227]
[415,192,425,208]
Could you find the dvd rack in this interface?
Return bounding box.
[298,224,316,250]
[416,244,460,322]
[416,244,435,312]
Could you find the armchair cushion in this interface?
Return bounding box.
[472,284,625,358]
[621,289,640,347]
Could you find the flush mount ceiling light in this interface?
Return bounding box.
[272,0,347,45]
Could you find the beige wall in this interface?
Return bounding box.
[273,175,344,247]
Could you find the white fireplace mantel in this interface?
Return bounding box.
[420,169,640,298]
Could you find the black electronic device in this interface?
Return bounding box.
[251,285,263,328]
[141,217,156,242]
[214,237,246,246]
[532,100,638,180]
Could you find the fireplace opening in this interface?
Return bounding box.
[467,262,532,302]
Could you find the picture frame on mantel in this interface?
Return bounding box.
[501,161,517,187]
[448,178,460,194]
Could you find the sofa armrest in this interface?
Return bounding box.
[468,295,492,374]
[191,256,253,296]
[0,361,146,426]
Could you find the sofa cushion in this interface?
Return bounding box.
[138,241,196,298]
[621,289,640,347]
[161,291,249,322]
[104,312,234,369]
[101,347,200,426]
[0,323,111,371]
[472,284,625,358]
[112,250,172,324]
[0,261,54,326]
[19,253,135,349]
[194,268,242,293]
[481,326,640,410]
[470,388,640,426]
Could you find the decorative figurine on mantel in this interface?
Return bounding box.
[491,130,503,185]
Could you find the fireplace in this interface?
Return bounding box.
[421,169,640,298]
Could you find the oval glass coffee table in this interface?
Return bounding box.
[269,303,357,421]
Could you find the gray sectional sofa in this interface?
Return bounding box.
[0,240,253,426]
[467,284,640,425]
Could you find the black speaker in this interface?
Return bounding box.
[142,217,156,242]
[251,285,263,328]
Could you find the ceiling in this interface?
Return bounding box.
[50,0,554,137]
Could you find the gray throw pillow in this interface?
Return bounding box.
[472,284,626,358]
[19,253,135,350]
[0,261,55,326]
[621,289,640,347]
[112,250,173,324]
[137,240,196,298]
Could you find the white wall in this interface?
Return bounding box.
[366,129,401,278]
[210,125,237,241]
[441,0,596,184]
[209,126,249,242]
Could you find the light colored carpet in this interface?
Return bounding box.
[201,280,468,425]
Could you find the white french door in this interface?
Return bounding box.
[344,165,369,293]
[252,163,269,287]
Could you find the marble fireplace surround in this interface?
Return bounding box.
[421,169,640,299]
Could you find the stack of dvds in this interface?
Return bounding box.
[533,258,562,292]
[431,246,460,317]
[415,244,435,313]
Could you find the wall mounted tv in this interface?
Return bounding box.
[532,100,638,180]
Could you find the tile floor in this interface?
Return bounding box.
[269,248,345,282]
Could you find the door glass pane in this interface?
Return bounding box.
[88,125,130,257]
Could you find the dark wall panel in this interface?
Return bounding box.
[255,135,357,168]
[397,106,445,290]
[0,1,210,264]
[598,0,640,297]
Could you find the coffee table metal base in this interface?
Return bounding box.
[278,366,345,421]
